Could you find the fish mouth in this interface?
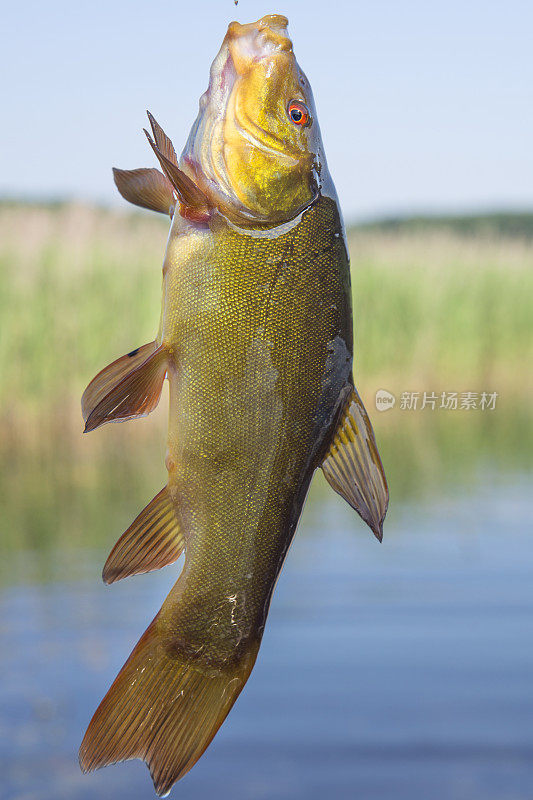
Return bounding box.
[197,15,295,124]
[220,14,302,163]
[224,15,293,72]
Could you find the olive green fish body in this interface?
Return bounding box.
[79,15,388,796]
[161,195,352,667]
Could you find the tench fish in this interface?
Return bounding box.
[79,14,388,796]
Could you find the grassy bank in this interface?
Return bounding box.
[0,203,531,581]
[1,201,531,453]
[347,226,532,396]
[1,203,531,418]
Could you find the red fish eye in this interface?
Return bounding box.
[288,100,310,127]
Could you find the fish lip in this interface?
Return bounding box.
[225,16,293,72]
[226,15,291,41]
[256,14,289,31]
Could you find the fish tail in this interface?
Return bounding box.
[79,612,259,796]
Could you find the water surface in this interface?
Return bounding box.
[2,475,532,800]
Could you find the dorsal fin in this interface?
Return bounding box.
[322,387,389,542]
[112,167,175,216]
[143,114,212,223]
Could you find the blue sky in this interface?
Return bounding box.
[2,0,531,221]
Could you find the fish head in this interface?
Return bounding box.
[181,15,327,227]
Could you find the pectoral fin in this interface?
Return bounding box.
[82,343,169,433]
[103,486,184,584]
[146,110,178,166]
[322,387,389,542]
[144,112,212,223]
[112,167,175,216]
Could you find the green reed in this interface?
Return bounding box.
[1,204,531,415]
[0,204,531,583]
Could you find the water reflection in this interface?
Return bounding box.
[1,401,532,799]
[0,399,530,586]
[1,478,532,799]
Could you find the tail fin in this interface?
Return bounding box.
[102,486,184,584]
[79,616,258,796]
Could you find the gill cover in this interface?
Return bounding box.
[180,15,328,226]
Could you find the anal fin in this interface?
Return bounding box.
[103,486,184,584]
[322,387,389,541]
[82,343,169,433]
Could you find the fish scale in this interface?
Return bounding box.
[162,196,352,667]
